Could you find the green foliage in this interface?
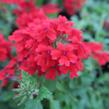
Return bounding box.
[36,0,44,7]
[0,4,16,37]
[25,100,43,109]
[13,71,51,107]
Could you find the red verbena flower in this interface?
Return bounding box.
[87,42,109,65]
[1,0,109,83]
[0,79,8,88]
[0,58,17,87]
[63,0,86,15]
[0,34,12,62]
[1,0,34,5]
[0,58,17,81]
[42,3,61,15]
[9,15,91,79]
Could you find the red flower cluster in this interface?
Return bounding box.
[14,4,41,28]
[87,42,109,65]
[0,34,16,87]
[0,0,109,82]
[0,58,17,80]
[10,15,91,80]
[12,1,60,28]
[15,9,48,28]
[42,4,61,15]
[63,0,86,15]
[0,58,17,87]
[1,0,33,4]
[0,34,11,62]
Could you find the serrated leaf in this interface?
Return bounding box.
[36,86,52,102]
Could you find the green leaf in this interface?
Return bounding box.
[36,0,44,7]
[50,100,61,109]
[0,91,14,102]
[14,71,39,105]
[58,0,62,6]
[36,86,52,102]
[56,81,66,92]
[25,100,43,109]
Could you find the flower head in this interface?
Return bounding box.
[63,0,86,15]
[0,34,12,62]
[9,15,91,79]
